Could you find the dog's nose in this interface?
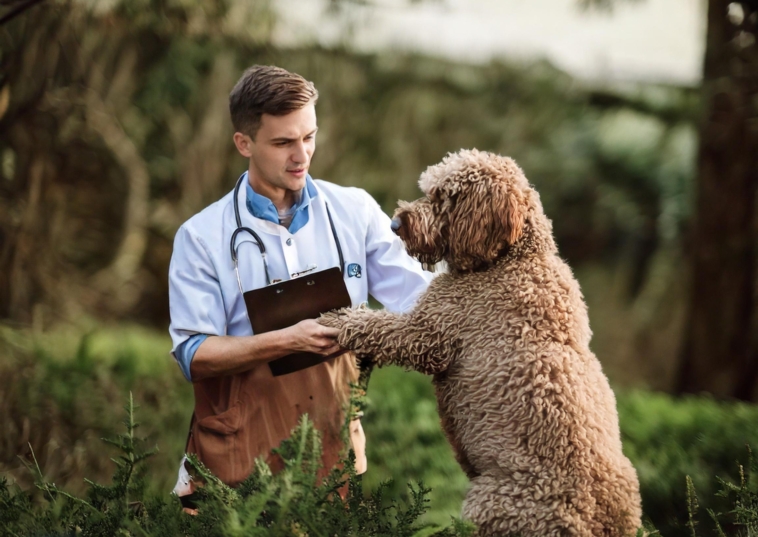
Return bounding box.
[390,217,402,234]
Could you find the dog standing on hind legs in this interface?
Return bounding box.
[319,149,642,537]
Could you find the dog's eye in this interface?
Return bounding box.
[426,190,445,203]
[432,200,447,216]
[426,188,442,203]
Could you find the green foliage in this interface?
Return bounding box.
[0,394,475,537]
[619,391,758,536]
[5,326,758,535]
[712,447,758,535]
[0,325,193,496]
[2,393,165,537]
[687,475,701,537]
[682,448,758,537]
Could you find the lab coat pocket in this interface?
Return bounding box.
[194,405,242,484]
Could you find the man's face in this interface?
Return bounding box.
[235,103,318,200]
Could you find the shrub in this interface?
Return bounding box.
[0,325,193,495]
[4,326,758,535]
[681,448,758,537]
[0,393,474,537]
[619,391,758,536]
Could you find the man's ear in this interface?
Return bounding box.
[492,181,525,245]
[233,132,254,158]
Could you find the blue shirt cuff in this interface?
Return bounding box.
[175,334,208,382]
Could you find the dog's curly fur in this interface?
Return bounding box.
[320,149,642,536]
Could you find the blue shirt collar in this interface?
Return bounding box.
[243,172,318,234]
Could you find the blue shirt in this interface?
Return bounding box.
[245,174,319,234]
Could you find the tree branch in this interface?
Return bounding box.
[0,0,45,26]
[86,91,150,302]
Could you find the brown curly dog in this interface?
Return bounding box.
[319,149,642,536]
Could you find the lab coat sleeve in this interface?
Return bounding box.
[168,224,227,364]
[363,194,433,313]
[174,333,208,382]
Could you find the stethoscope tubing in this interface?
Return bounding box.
[230,174,345,294]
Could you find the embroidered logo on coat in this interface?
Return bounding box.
[347,263,362,278]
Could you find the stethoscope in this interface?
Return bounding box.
[230,174,345,294]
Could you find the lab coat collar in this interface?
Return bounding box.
[243,171,318,234]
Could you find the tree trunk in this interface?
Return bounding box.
[676,0,758,400]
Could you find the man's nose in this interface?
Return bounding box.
[391,217,402,235]
[292,142,308,164]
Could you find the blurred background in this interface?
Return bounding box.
[0,0,756,534]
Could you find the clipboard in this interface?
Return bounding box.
[244,266,352,376]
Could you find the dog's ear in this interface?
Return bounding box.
[492,179,525,245]
[446,179,512,270]
[447,175,527,270]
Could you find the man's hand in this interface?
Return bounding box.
[283,319,341,356]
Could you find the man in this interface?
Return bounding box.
[168,65,431,499]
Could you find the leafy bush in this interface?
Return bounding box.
[0,324,193,495]
[0,394,474,537]
[619,391,758,536]
[4,326,758,535]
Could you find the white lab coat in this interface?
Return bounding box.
[168,176,432,364]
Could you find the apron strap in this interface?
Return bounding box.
[185,412,195,451]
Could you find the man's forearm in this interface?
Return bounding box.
[190,331,292,380]
[189,319,341,381]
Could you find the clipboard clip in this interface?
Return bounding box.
[291,264,318,279]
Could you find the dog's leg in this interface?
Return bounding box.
[319,308,456,375]
[463,475,591,537]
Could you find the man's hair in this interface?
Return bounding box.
[229,65,318,138]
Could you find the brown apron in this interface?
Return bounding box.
[187,351,363,487]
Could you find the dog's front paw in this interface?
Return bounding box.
[318,307,358,348]
[318,307,352,330]
[318,304,377,353]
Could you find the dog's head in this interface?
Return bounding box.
[392,149,553,272]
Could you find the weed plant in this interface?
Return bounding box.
[0,393,474,537]
[619,391,758,536]
[680,447,758,536]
